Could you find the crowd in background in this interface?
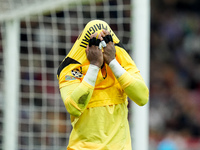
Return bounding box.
[149,0,200,149]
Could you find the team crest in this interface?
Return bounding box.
[71,69,83,78]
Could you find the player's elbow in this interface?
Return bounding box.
[125,82,149,106]
[139,100,148,106]
[67,107,82,117]
[137,86,149,106]
[64,98,82,117]
[137,94,149,106]
[136,86,149,106]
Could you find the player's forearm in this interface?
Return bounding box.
[60,64,99,117]
[118,72,149,106]
[109,59,149,106]
[63,80,94,117]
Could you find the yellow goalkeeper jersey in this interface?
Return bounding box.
[57,20,149,150]
[66,101,132,150]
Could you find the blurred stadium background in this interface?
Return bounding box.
[0,0,200,150]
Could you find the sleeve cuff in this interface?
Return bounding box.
[83,64,100,87]
[109,59,126,78]
[118,71,136,89]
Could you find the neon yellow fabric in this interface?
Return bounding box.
[57,20,149,150]
[60,80,94,117]
[60,73,148,150]
[57,20,120,89]
[67,102,132,150]
[58,45,145,108]
[118,71,149,106]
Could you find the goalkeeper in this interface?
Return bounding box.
[57,20,149,150]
